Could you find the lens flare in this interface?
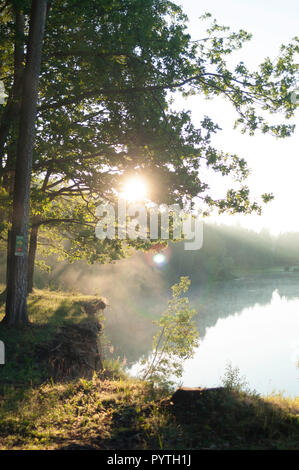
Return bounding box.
[153,253,166,265]
[144,245,171,268]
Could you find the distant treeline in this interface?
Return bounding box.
[2,223,299,290]
[163,224,299,285]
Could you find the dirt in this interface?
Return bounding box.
[36,299,108,380]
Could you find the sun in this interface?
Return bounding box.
[120,177,147,201]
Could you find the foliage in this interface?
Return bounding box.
[0,0,298,280]
[140,276,199,388]
[220,361,257,395]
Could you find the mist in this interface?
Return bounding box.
[25,222,299,369]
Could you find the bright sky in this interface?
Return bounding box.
[173,0,299,234]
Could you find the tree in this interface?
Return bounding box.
[140,276,199,388]
[0,1,298,320]
[3,0,48,325]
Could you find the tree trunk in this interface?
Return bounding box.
[0,8,24,261]
[3,0,48,326]
[0,7,24,181]
[27,221,39,294]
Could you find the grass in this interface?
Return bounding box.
[0,288,298,450]
[0,288,106,385]
[0,375,298,450]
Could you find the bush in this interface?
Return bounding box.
[220,362,257,395]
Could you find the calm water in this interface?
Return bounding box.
[130,273,299,396]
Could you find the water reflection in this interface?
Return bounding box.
[184,288,299,396]
[129,273,299,396]
[191,272,299,338]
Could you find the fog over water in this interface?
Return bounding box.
[46,251,299,396]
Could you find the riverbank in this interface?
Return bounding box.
[0,373,298,450]
[0,288,298,450]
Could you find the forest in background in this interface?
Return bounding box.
[1,222,299,292]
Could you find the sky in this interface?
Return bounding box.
[173,0,299,234]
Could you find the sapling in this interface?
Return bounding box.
[140,276,199,388]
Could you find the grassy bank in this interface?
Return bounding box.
[0,288,298,450]
[0,375,298,450]
[0,288,106,385]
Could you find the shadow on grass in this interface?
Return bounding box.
[162,387,299,450]
[0,378,298,450]
[0,296,102,387]
[83,387,299,450]
[57,385,299,450]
